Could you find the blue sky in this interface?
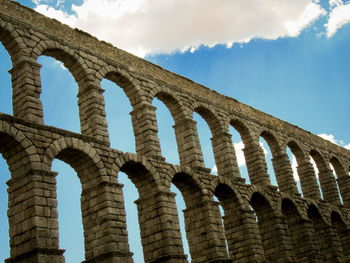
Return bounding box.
[0,0,350,262]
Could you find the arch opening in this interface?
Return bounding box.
[258,136,276,187]
[118,171,143,262]
[329,162,343,204]
[53,159,84,262]
[102,78,134,153]
[0,156,10,262]
[170,184,190,261]
[330,157,345,203]
[286,146,302,195]
[0,44,12,115]
[309,153,323,199]
[38,55,80,132]
[228,125,249,183]
[152,97,179,164]
[193,112,216,173]
[53,147,101,262]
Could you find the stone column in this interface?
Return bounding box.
[78,83,110,145]
[223,208,265,262]
[272,153,298,194]
[211,131,240,178]
[242,140,270,186]
[81,182,134,263]
[316,224,343,262]
[183,200,229,263]
[173,118,205,168]
[134,190,188,263]
[283,215,321,262]
[130,104,162,158]
[9,59,44,124]
[6,170,65,263]
[296,159,321,200]
[318,166,341,205]
[257,213,295,262]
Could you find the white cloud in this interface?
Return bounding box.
[310,156,319,175]
[35,4,76,27]
[259,141,268,156]
[34,0,325,57]
[318,133,350,150]
[291,155,300,181]
[326,0,350,37]
[318,133,338,145]
[234,141,246,167]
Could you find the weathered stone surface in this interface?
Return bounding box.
[0,0,349,262]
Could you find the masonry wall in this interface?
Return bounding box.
[0,1,349,262]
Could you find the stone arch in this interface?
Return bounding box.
[0,21,26,62]
[281,198,319,261]
[307,204,343,262]
[151,88,189,123]
[0,121,39,175]
[211,179,265,261]
[172,170,229,261]
[229,120,271,185]
[192,103,224,135]
[229,118,254,142]
[310,149,328,175]
[114,154,189,262]
[331,156,350,206]
[330,156,346,179]
[150,89,189,163]
[43,138,133,262]
[97,65,145,107]
[260,130,298,193]
[285,140,321,199]
[250,191,293,262]
[113,152,160,190]
[259,130,282,155]
[331,211,350,261]
[193,103,237,177]
[32,41,91,86]
[0,123,65,262]
[310,149,340,204]
[43,137,105,178]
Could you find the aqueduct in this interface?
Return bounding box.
[0,1,350,262]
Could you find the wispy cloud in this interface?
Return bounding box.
[33,0,326,57]
[326,0,350,37]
